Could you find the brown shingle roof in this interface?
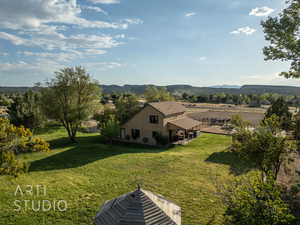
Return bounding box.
[168,117,201,130]
[148,102,186,116]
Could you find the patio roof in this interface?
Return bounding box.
[168,117,201,130]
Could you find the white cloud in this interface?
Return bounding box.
[123,18,144,25]
[0,0,126,31]
[83,49,107,55]
[231,26,256,35]
[87,0,120,4]
[199,56,207,61]
[84,62,124,70]
[185,12,196,17]
[0,59,63,74]
[82,6,108,15]
[18,51,78,62]
[68,34,122,49]
[0,0,138,79]
[18,48,107,62]
[239,73,294,86]
[0,52,8,56]
[115,34,126,39]
[0,32,28,45]
[249,7,275,17]
[0,31,123,51]
[0,60,122,75]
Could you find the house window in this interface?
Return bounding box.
[149,115,159,124]
[131,129,140,139]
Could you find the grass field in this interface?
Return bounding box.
[0,125,254,225]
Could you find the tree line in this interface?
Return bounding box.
[181,92,300,107]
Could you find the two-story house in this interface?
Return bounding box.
[120,102,201,145]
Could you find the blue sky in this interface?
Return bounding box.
[0,0,297,87]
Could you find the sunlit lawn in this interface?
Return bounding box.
[0,125,253,225]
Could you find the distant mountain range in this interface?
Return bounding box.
[101,84,300,96]
[209,85,241,89]
[1,84,300,96]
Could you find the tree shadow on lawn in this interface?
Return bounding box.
[205,150,256,176]
[34,123,62,135]
[30,135,170,172]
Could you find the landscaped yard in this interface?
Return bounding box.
[0,126,254,225]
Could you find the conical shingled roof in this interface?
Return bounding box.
[95,188,180,225]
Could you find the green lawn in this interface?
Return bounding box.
[0,126,253,225]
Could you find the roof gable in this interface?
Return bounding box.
[148,102,186,116]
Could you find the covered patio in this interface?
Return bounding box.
[167,117,202,144]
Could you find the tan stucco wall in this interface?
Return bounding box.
[121,105,187,145]
[121,105,165,145]
[122,105,185,145]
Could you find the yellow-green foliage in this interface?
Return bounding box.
[0,151,29,177]
[0,118,49,176]
[26,137,50,153]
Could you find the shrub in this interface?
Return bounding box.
[101,116,120,144]
[0,151,29,177]
[154,133,169,146]
[0,118,49,176]
[25,137,50,153]
[142,137,149,144]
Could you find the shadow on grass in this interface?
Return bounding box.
[34,123,62,135]
[205,150,255,176]
[30,135,170,172]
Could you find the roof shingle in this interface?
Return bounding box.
[95,189,179,225]
[148,102,186,116]
[168,117,201,130]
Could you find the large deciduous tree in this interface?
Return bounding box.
[144,86,174,102]
[264,97,292,131]
[115,94,140,124]
[232,115,289,181]
[222,176,295,225]
[262,0,300,78]
[41,67,101,142]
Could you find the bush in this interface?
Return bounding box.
[0,151,29,177]
[101,116,120,144]
[0,118,49,176]
[154,133,169,146]
[142,137,149,144]
[25,137,50,153]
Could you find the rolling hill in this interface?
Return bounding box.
[1,84,300,96]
